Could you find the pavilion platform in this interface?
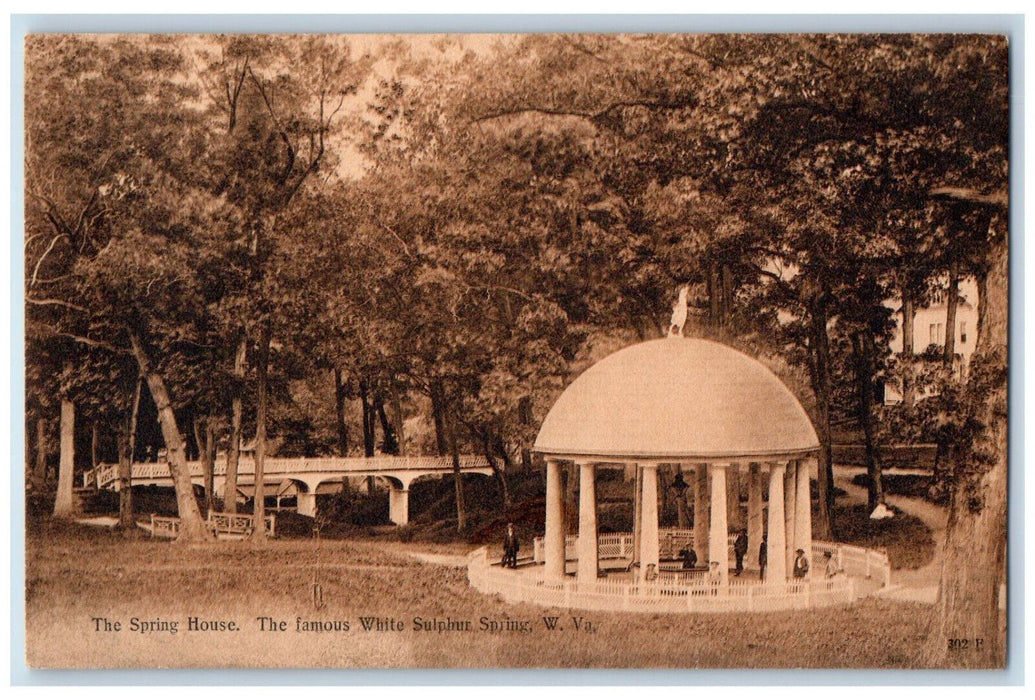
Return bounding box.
[468,536,889,614]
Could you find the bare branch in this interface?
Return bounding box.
[33,322,129,355]
[471,98,689,125]
[29,233,71,287]
[930,186,1008,208]
[374,217,414,260]
[26,296,89,313]
[559,35,609,64]
[247,66,296,185]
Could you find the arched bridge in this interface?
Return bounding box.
[83,455,494,525]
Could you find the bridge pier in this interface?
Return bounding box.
[298,491,318,518]
[114,456,495,529]
[388,484,410,525]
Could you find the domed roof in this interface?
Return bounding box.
[534,337,819,461]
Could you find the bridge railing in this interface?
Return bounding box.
[83,463,119,489]
[102,454,492,485]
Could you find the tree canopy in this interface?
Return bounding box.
[24,32,1009,665]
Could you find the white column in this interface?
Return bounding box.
[577,461,598,582]
[708,463,729,586]
[545,459,566,579]
[784,460,797,576]
[639,463,660,580]
[632,464,642,567]
[747,462,763,571]
[388,483,409,525]
[694,464,709,562]
[794,459,813,578]
[767,462,788,583]
[298,491,318,518]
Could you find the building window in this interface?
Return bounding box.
[929,323,944,345]
[960,321,967,344]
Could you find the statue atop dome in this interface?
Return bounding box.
[668,285,689,337]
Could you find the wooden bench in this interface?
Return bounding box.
[149,514,182,539]
[659,559,709,573]
[148,512,276,540]
[207,512,276,539]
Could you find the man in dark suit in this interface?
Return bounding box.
[733,529,749,576]
[758,534,768,581]
[502,522,520,569]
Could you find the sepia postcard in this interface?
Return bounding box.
[20,27,1013,673]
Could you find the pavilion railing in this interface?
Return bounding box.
[812,540,892,589]
[468,547,857,613]
[532,530,738,565]
[530,534,891,588]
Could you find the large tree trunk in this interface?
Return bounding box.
[720,262,733,330]
[226,331,247,514]
[429,379,449,457]
[35,416,48,483]
[944,258,960,368]
[901,286,916,409]
[251,322,272,543]
[333,368,349,457]
[442,395,467,532]
[118,377,142,531]
[806,298,835,539]
[359,379,375,457]
[852,332,885,512]
[482,433,511,508]
[53,395,76,518]
[91,420,100,469]
[390,390,406,455]
[193,417,216,516]
[375,394,399,454]
[127,330,211,542]
[518,395,533,470]
[924,215,1007,668]
[707,261,720,329]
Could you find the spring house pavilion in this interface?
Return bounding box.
[534,336,820,585]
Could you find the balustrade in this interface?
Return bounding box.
[467,546,861,614]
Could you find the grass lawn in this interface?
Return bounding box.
[25,518,942,669]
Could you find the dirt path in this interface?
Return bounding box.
[833,466,946,602]
[401,551,469,568]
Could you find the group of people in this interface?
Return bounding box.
[502,522,844,579]
[687,528,843,582]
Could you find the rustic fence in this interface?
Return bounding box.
[148,511,276,540]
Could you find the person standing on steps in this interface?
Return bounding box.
[502,522,520,569]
